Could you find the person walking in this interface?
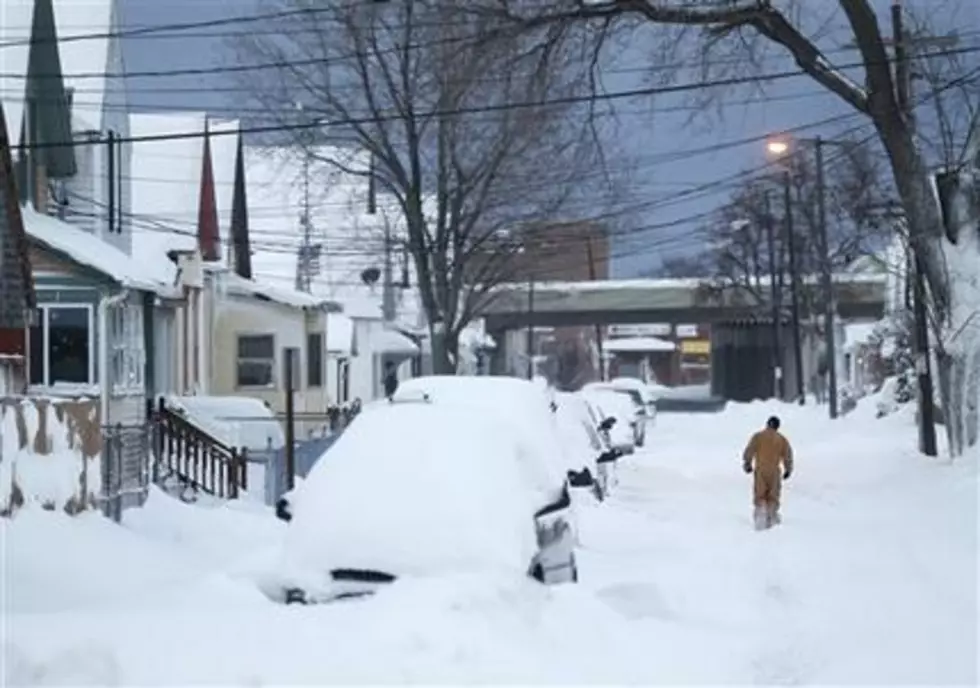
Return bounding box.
[741,415,794,530]
[383,361,399,400]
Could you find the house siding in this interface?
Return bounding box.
[212,295,329,414]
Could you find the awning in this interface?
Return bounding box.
[375,327,420,355]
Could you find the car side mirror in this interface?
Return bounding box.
[599,417,616,432]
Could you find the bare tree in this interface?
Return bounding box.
[496,0,980,454]
[236,0,605,373]
[701,140,891,311]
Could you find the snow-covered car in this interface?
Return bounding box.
[554,392,621,499]
[583,383,646,448]
[269,399,577,604]
[394,375,595,493]
[607,377,659,428]
[581,388,637,455]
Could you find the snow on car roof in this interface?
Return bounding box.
[284,401,540,578]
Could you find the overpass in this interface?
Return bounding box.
[483,274,887,329]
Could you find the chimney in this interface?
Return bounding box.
[196,118,220,262]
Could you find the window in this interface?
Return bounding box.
[29,305,93,386]
[109,305,145,392]
[236,335,275,387]
[307,333,324,388]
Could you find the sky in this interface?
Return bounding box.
[117,0,978,278]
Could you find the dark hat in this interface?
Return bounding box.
[766,416,781,430]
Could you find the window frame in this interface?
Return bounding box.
[28,303,96,388]
[109,304,145,393]
[307,332,324,388]
[235,333,276,389]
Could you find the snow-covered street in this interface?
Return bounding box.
[3,399,977,686]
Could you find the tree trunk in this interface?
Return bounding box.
[428,321,457,375]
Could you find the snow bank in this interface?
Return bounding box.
[165,395,285,450]
[395,376,570,486]
[282,402,540,580]
[0,397,101,515]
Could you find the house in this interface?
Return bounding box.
[1,0,176,430]
[243,145,427,402]
[0,105,36,395]
[128,113,340,416]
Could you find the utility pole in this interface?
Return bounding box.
[107,130,116,235]
[892,0,937,456]
[585,233,605,381]
[814,137,839,418]
[526,274,535,380]
[782,170,805,405]
[764,190,783,399]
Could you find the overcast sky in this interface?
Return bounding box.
[120,0,978,278]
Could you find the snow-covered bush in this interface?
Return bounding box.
[869,313,916,416]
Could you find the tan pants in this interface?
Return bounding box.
[753,468,782,528]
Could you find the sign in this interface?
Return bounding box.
[608,323,671,337]
[283,347,301,390]
[680,339,711,356]
[675,324,699,338]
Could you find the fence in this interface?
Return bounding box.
[236,410,356,506]
[100,423,152,522]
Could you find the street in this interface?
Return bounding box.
[4,401,977,685]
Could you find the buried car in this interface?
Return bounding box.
[581,387,638,455]
[394,375,599,497]
[554,392,622,499]
[267,399,577,605]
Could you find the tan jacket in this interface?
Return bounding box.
[743,428,793,475]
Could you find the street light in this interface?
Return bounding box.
[765,136,806,407]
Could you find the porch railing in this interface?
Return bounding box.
[149,398,247,499]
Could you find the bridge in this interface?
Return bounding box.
[483,274,887,329]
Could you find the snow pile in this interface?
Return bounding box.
[395,376,569,487]
[165,395,285,451]
[0,398,101,514]
[282,402,539,580]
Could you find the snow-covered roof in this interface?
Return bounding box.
[224,272,337,311]
[843,322,879,352]
[22,205,177,296]
[0,1,35,146]
[129,113,240,282]
[605,336,677,353]
[374,327,420,355]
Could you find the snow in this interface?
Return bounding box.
[497,273,887,293]
[843,321,878,352]
[395,375,571,487]
[372,326,420,355]
[165,395,285,451]
[2,392,977,685]
[1,397,101,513]
[581,387,635,449]
[282,401,539,581]
[21,206,176,296]
[224,272,337,311]
[605,336,677,353]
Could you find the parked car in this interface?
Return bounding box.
[268,399,577,604]
[581,387,637,455]
[554,392,621,499]
[583,383,647,447]
[394,375,594,494]
[607,377,659,428]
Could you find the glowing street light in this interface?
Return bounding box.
[766,139,790,156]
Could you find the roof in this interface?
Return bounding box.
[22,205,177,296]
[326,312,354,355]
[0,105,35,326]
[223,271,339,311]
[129,113,240,282]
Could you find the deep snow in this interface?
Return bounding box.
[2,396,977,685]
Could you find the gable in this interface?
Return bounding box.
[0,104,35,327]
